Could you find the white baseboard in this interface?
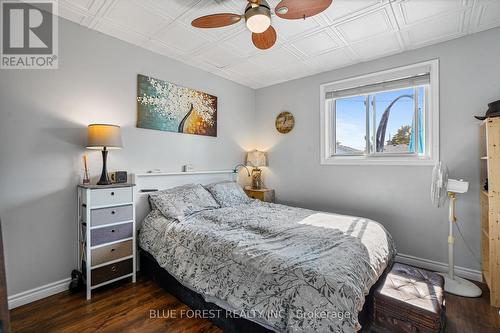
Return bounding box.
[8,277,71,309]
[396,253,482,282]
[6,255,482,309]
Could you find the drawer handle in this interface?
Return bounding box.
[110,265,117,272]
[111,210,116,215]
[111,229,116,233]
[111,192,115,196]
[110,248,115,252]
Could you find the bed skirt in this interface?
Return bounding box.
[139,248,388,333]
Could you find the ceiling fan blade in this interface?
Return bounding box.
[191,13,242,28]
[252,26,277,50]
[275,0,332,20]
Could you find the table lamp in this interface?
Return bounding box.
[246,150,267,189]
[86,124,123,185]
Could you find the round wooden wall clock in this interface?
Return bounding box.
[275,111,295,134]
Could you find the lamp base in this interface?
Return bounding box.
[437,273,482,297]
[96,148,112,185]
[96,178,112,186]
[251,168,262,189]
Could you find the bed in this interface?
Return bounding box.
[133,171,395,333]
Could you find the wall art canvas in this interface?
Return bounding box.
[137,74,217,137]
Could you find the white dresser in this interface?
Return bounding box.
[78,183,136,299]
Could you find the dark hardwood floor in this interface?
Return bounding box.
[9,275,500,333]
[444,282,500,333]
[10,276,221,333]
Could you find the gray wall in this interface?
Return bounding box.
[0,19,255,296]
[1,17,499,298]
[255,27,500,272]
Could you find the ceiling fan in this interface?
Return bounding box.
[191,0,333,50]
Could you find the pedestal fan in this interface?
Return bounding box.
[431,162,482,297]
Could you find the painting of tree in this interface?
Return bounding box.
[137,74,217,137]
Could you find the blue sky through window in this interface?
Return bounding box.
[335,86,424,154]
[335,95,366,152]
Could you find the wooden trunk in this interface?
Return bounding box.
[373,297,445,333]
[372,263,445,333]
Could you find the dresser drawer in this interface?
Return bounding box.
[90,205,133,227]
[91,223,133,247]
[90,187,132,207]
[91,240,133,266]
[91,258,133,286]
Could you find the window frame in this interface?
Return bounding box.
[320,59,439,166]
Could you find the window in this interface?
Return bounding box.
[320,60,439,165]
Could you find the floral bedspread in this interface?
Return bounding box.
[139,201,395,332]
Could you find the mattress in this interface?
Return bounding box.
[139,200,396,332]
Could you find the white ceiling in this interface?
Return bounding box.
[58,0,500,89]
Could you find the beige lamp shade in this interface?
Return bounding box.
[86,124,123,150]
[246,150,268,168]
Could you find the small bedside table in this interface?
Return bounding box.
[77,183,136,300]
[244,187,275,203]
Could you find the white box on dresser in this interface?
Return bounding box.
[78,183,136,300]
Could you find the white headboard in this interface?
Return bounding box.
[131,170,236,227]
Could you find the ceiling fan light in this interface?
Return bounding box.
[245,6,271,33]
[247,14,271,33]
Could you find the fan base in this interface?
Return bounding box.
[438,273,482,297]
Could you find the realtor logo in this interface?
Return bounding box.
[1,0,58,69]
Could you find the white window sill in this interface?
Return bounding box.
[320,156,437,166]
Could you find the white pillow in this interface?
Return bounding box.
[204,181,251,207]
[149,184,220,219]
